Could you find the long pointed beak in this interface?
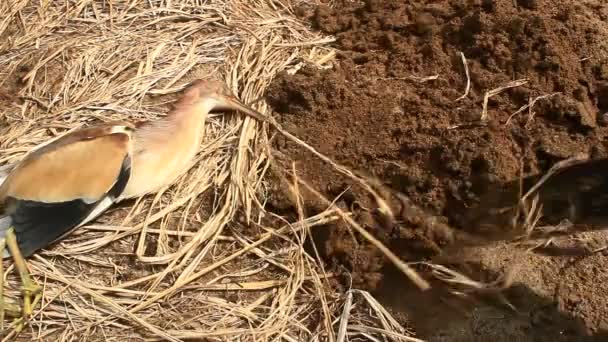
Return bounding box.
[213,94,270,123]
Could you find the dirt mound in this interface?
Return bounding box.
[265,0,608,340]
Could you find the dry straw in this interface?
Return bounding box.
[0,1,421,341]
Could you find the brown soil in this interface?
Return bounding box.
[264,0,608,340]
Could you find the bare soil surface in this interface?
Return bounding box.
[265,0,608,340]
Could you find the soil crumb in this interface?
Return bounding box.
[265,0,608,340]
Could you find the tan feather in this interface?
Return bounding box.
[0,126,132,203]
[120,98,213,199]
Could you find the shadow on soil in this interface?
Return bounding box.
[303,158,608,341]
[374,261,608,342]
[375,158,608,341]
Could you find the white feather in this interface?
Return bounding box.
[79,197,115,228]
[1,216,12,258]
[0,162,14,187]
[0,163,14,258]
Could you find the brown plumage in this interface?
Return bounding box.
[1,125,133,203]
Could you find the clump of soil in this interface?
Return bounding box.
[265,0,608,340]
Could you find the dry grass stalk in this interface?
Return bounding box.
[531,219,574,237]
[455,52,470,101]
[285,169,431,291]
[520,153,590,204]
[379,74,440,83]
[335,290,423,342]
[336,289,353,342]
[408,74,440,82]
[287,163,335,342]
[504,92,561,126]
[251,114,399,229]
[415,262,516,312]
[480,79,528,121]
[499,153,591,247]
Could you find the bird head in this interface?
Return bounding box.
[178,79,266,121]
[184,79,233,99]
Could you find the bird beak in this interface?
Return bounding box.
[213,94,268,123]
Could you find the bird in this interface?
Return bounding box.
[0,78,269,330]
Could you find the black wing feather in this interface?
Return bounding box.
[4,155,131,257]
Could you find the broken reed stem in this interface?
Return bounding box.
[509,154,589,238]
[414,261,516,304]
[242,111,397,226]
[288,162,335,342]
[34,256,180,342]
[455,52,470,101]
[336,290,353,342]
[377,74,439,83]
[521,153,589,204]
[336,289,424,342]
[504,92,560,126]
[288,171,431,291]
[125,209,341,314]
[480,79,528,121]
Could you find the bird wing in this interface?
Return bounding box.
[0,122,134,257]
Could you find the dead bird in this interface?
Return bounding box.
[0,79,270,329]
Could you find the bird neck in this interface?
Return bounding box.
[121,97,214,199]
[166,97,216,123]
[134,97,215,151]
